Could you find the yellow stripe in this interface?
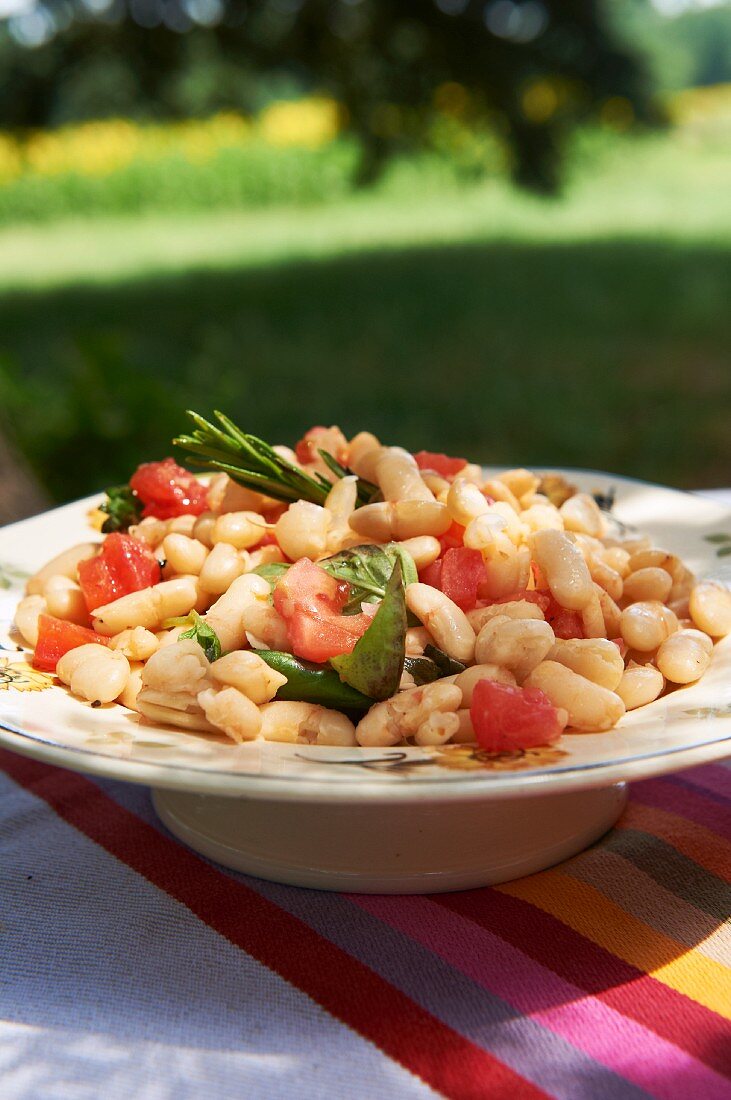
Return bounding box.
[498,870,731,1018]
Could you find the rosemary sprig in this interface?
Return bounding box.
[174,410,377,507]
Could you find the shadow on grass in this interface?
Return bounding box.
[0,236,729,502]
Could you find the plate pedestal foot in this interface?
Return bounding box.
[152,783,628,893]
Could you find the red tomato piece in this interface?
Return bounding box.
[439,521,466,553]
[294,426,348,467]
[78,533,161,612]
[541,591,584,640]
[470,679,565,753]
[129,457,208,520]
[440,548,486,611]
[33,614,109,673]
[413,451,468,478]
[273,558,375,662]
[419,558,443,589]
[487,588,551,614]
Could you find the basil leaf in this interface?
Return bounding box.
[321,543,417,613]
[252,561,290,586]
[256,650,373,712]
[179,610,222,663]
[331,560,407,700]
[100,485,143,533]
[404,645,466,685]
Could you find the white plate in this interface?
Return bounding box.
[1,472,730,891]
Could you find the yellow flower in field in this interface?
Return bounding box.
[258,97,341,148]
[24,119,141,177]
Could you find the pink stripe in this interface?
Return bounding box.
[683,764,731,801]
[351,894,730,1100]
[633,777,731,842]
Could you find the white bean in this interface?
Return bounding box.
[198,687,262,743]
[620,601,677,652]
[205,574,271,652]
[210,651,287,704]
[474,616,555,682]
[162,533,208,576]
[117,661,144,712]
[560,493,605,538]
[212,511,268,551]
[14,594,47,647]
[192,511,217,548]
[57,644,130,704]
[447,478,489,526]
[656,629,712,684]
[42,576,88,625]
[92,577,198,635]
[467,601,545,631]
[198,542,245,595]
[356,682,462,747]
[141,638,210,693]
[479,547,531,599]
[531,529,593,611]
[454,663,517,705]
[109,626,159,661]
[524,661,625,731]
[376,447,434,503]
[414,711,461,746]
[26,542,99,596]
[395,536,442,571]
[623,567,673,605]
[349,500,451,541]
[616,663,665,709]
[581,591,607,639]
[258,701,356,746]
[276,501,331,560]
[405,583,476,663]
[548,638,625,690]
[689,582,731,638]
[496,468,540,501]
[346,432,382,481]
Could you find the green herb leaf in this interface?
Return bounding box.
[321,543,417,613]
[403,645,466,685]
[423,644,466,677]
[717,545,731,558]
[256,650,373,712]
[179,610,222,663]
[317,449,379,505]
[705,533,731,544]
[252,561,291,587]
[99,485,143,533]
[331,560,407,700]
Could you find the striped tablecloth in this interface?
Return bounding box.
[1,751,729,1100]
[1,488,730,1099]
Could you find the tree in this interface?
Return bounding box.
[0,0,656,191]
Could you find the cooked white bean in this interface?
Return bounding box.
[246,544,286,571]
[117,661,144,712]
[560,493,605,538]
[656,629,712,684]
[620,601,677,652]
[198,542,245,594]
[395,536,442,571]
[586,556,623,602]
[241,603,290,651]
[447,478,489,526]
[210,650,287,704]
[14,594,47,646]
[198,687,262,743]
[689,582,731,638]
[191,511,217,548]
[26,542,99,596]
[531,529,593,611]
[42,576,89,625]
[454,663,517,705]
[405,626,432,656]
[376,447,434,503]
[324,475,358,525]
[109,626,159,661]
[474,616,555,682]
[208,473,268,516]
[346,432,382,481]
[205,573,271,652]
[258,700,356,746]
[483,479,521,513]
[549,638,624,690]
[276,501,331,560]
[57,644,130,704]
[497,468,540,501]
[520,503,564,533]
[129,517,168,547]
[212,511,268,551]
[623,567,673,604]
[405,583,476,663]
[524,661,625,731]
[162,533,208,576]
[463,512,509,552]
[602,547,631,578]
[356,682,462,747]
[467,601,544,631]
[479,546,531,599]
[453,708,476,743]
[414,711,461,746]
[615,663,665,710]
[141,638,210,693]
[349,500,451,541]
[596,585,623,638]
[581,591,607,639]
[92,577,198,635]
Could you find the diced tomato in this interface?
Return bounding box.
[419,558,443,589]
[78,532,162,612]
[541,591,584,640]
[439,521,466,553]
[440,548,486,611]
[294,426,348,467]
[129,457,208,520]
[488,588,551,614]
[413,451,468,478]
[33,614,109,673]
[273,558,376,662]
[470,679,565,753]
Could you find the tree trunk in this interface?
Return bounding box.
[0,427,51,526]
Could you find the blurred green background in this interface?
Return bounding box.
[0,0,729,516]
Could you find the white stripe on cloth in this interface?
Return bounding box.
[0,773,437,1100]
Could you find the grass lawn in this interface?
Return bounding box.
[0,129,729,503]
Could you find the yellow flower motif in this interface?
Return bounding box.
[0,658,53,692]
[433,743,566,771]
